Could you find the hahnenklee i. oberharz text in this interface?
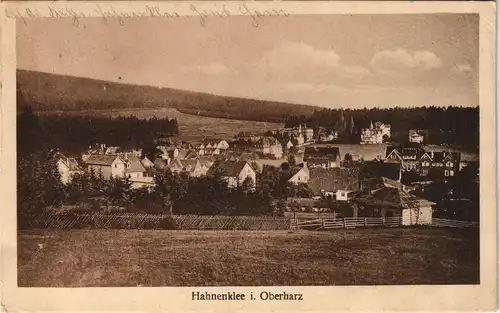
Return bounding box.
[191,291,304,301]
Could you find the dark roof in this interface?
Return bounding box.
[362,176,405,191]
[308,167,360,195]
[304,146,341,162]
[153,158,168,169]
[353,187,435,209]
[386,143,425,157]
[85,154,121,166]
[360,161,401,181]
[58,156,82,171]
[122,154,145,173]
[257,136,279,146]
[207,160,250,177]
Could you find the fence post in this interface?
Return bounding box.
[364,217,367,227]
[322,218,325,228]
[382,216,385,227]
[343,217,347,229]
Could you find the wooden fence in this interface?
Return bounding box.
[290,216,479,230]
[18,213,291,231]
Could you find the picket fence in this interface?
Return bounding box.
[18,213,291,231]
[290,216,479,230]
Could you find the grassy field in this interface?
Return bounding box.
[18,228,479,287]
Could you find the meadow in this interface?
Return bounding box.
[18,227,479,287]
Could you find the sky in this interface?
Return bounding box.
[17,14,479,109]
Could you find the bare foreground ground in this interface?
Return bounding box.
[18,228,479,287]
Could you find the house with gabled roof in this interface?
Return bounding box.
[84,153,145,179]
[287,163,310,184]
[303,145,341,168]
[166,158,211,177]
[255,136,283,158]
[307,167,360,199]
[84,154,126,179]
[141,157,154,169]
[352,187,435,225]
[56,155,83,184]
[207,160,256,188]
[122,153,146,178]
[216,140,230,150]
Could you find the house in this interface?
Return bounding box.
[141,157,154,169]
[287,163,310,184]
[430,151,461,177]
[216,140,230,150]
[408,129,426,143]
[385,142,426,173]
[352,187,435,225]
[84,154,127,179]
[425,145,479,171]
[303,145,341,168]
[205,148,221,156]
[167,158,212,177]
[207,160,256,188]
[307,167,360,198]
[158,146,179,159]
[84,154,145,179]
[385,143,461,177]
[56,156,83,184]
[255,136,283,158]
[360,121,391,144]
[336,190,354,201]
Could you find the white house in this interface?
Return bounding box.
[85,154,127,179]
[57,156,83,184]
[409,130,425,143]
[335,190,353,201]
[141,157,155,169]
[360,121,391,144]
[216,140,230,150]
[287,163,310,184]
[84,154,145,179]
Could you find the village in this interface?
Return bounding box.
[55,116,480,225]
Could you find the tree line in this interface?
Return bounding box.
[18,106,178,155]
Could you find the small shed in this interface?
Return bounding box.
[352,187,436,225]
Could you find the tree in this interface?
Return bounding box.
[17,149,65,213]
[154,169,189,214]
[280,162,290,171]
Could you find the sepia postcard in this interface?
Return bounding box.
[0,1,497,312]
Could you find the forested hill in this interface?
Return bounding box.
[16,70,316,122]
